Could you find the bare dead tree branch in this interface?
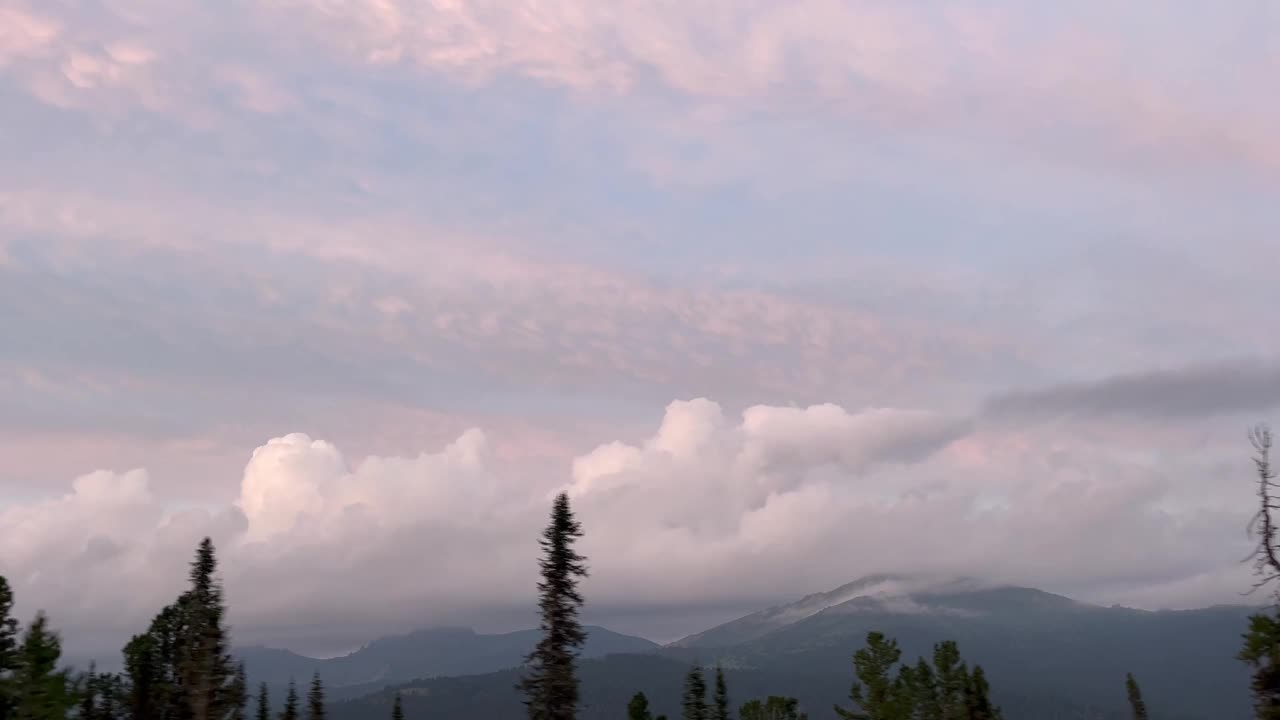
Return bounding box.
[1245,424,1280,598]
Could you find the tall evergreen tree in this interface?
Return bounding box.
[11,612,74,720]
[835,632,911,720]
[78,664,98,720]
[280,682,298,720]
[390,694,404,720]
[713,667,730,720]
[519,493,589,720]
[255,684,270,720]
[963,666,999,720]
[931,643,966,720]
[0,576,20,719]
[180,538,243,720]
[681,666,708,720]
[627,692,653,720]
[1124,673,1148,720]
[911,658,940,720]
[305,674,325,720]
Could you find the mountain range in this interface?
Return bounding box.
[235,574,1260,719]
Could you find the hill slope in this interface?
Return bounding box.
[238,625,658,700]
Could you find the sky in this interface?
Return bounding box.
[2,0,1280,659]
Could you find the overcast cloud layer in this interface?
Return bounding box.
[1,0,1278,657]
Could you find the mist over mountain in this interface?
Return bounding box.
[324,574,1257,719]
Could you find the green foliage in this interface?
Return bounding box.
[519,493,589,720]
[11,612,74,720]
[682,666,708,720]
[1241,612,1280,719]
[306,674,325,720]
[1124,674,1147,720]
[390,694,404,720]
[713,667,730,720]
[835,632,910,720]
[738,697,808,720]
[627,692,653,720]
[123,538,246,720]
[834,633,1000,720]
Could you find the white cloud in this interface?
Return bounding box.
[0,399,1257,657]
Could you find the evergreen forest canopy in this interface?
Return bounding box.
[2,426,1280,719]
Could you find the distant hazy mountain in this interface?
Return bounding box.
[331,574,1261,720]
[669,574,1257,719]
[238,625,658,701]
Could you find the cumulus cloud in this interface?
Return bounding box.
[0,399,1256,658]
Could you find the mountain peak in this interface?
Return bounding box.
[671,574,1085,649]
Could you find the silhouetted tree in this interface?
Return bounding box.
[713,667,730,720]
[519,493,589,720]
[11,612,74,720]
[627,692,653,720]
[0,576,21,719]
[305,674,324,720]
[255,684,270,720]
[1244,425,1280,719]
[1124,673,1148,720]
[279,682,298,720]
[682,666,709,720]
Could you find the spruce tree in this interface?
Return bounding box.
[967,666,1000,720]
[1124,673,1148,720]
[713,667,730,720]
[280,682,298,720]
[255,684,270,720]
[390,694,404,720]
[835,632,910,720]
[682,666,709,720]
[0,576,20,719]
[180,538,244,720]
[12,612,74,720]
[306,673,325,720]
[79,663,98,720]
[628,692,653,720]
[519,493,589,720]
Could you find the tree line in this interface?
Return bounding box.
[5,425,1280,719]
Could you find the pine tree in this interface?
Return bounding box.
[79,663,99,720]
[628,692,653,720]
[682,666,708,720]
[306,674,325,720]
[255,684,270,720]
[713,667,730,720]
[280,682,298,720]
[390,694,404,720]
[519,493,589,720]
[930,642,966,720]
[12,612,75,720]
[967,666,1000,720]
[911,658,940,720]
[1124,673,1148,720]
[0,576,20,719]
[180,538,243,720]
[835,632,911,720]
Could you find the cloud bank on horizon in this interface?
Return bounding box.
[1,0,1278,654]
